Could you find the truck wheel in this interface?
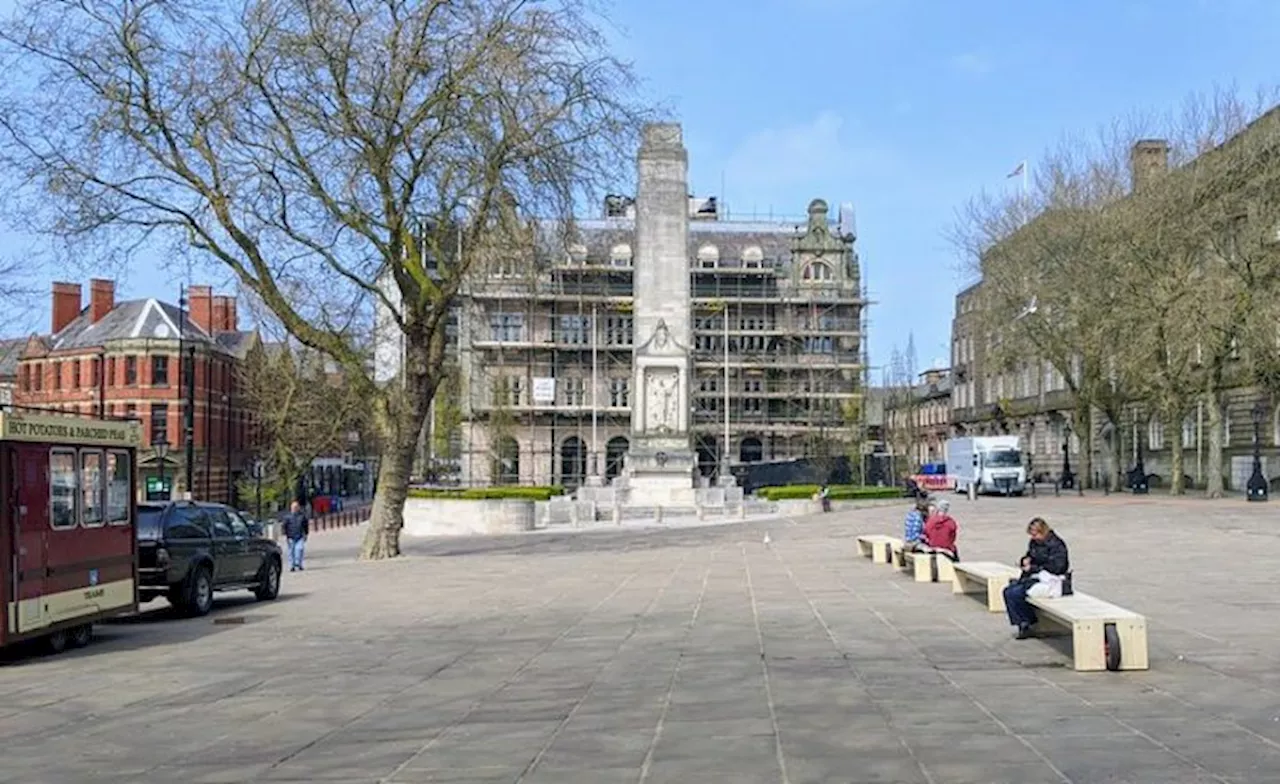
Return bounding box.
[254,557,281,601]
[69,624,93,648]
[1104,623,1122,671]
[45,630,69,654]
[184,566,214,617]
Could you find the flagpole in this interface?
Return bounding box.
[591,303,599,477]
[1021,160,1029,200]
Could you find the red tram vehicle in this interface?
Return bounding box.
[1,409,141,653]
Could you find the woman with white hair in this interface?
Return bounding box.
[921,497,958,561]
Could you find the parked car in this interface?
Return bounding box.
[136,501,283,616]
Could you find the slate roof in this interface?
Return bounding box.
[570,218,800,269]
[48,298,252,355]
[0,338,25,379]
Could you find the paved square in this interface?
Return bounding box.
[3,495,1280,783]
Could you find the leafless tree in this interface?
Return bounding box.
[0,0,648,557]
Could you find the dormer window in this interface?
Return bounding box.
[742,246,764,269]
[696,243,719,269]
[609,243,632,267]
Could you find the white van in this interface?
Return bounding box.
[946,436,1026,496]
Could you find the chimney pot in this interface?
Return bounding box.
[51,282,82,334]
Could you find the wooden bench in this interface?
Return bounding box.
[855,535,901,565]
[951,561,1021,611]
[1027,592,1149,672]
[900,550,957,583]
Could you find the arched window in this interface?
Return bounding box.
[560,436,586,488]
[739,437,764,463]
[696,243,719,269]
[492,437,519,485]
[802,261,833,281]
[606,436,629,481]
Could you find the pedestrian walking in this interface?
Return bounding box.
[281,500,309,572]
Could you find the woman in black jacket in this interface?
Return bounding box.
[1003,518,1070,639]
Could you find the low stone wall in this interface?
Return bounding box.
[402,497,536,537]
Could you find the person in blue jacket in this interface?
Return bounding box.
[281,500,310,572]
[902,494,929,549]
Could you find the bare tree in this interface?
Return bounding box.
[951,141,1134,489]
[239,335,369,506]
[0,0,647,557]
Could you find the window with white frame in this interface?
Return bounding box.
[605,316,632,346]
[608,378,629,408]
[1182,415,1197,448]
[488,313,524,342]
[557,315,589,345]
[1148,418,1165,450]
[492,376,524,406]
[50,448,77,530]
[1223,409,1231,445]
[563,378,586,406]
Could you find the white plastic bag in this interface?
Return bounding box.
[1027,571,1064,599]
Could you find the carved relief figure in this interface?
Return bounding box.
[644,369,679,432]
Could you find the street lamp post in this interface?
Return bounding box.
[253,459,264,521]
[1248,403,1268,502]
[1129,422,1149,494]
[1060,422,1075,490]
[156,440,170,501]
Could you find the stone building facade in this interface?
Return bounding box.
[448,188,865,488]
[950,126,1280,490]
[14,280,258,503]
[884,368,953,471]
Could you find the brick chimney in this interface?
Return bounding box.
[1130,139,1170,192]
[51,282,82,334]
[187,285,213,334]
[89,279,115,324]
[211,297,228,335]
[211,295,238,332]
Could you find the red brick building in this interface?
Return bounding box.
[14,279,258,504]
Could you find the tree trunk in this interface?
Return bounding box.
[359,429,418,559]
[1205,370,1225,499]
[1073,406,1092,489]
[1169,412,1185,495]
[1109,413,1125,492]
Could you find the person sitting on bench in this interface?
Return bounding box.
[1003,518,1071,640]
[920,497,958,561]
[902,495,929,550]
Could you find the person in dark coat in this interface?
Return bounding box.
[281,500,310,572]
[1003,518,1070,639]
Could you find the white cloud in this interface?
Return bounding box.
[950,51,993,75]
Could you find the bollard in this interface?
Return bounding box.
[1054,480,1060,497]
[738,503,746,520]
[612,506,621,525]
[968,482,976,502]
[696,505,705,521]
[655,505,663,524]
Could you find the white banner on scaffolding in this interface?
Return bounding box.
[532,377,556,404]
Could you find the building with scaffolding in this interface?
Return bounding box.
[444,191,865,489]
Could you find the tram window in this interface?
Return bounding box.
[81,450,105,527]
[50,448,78,529]
[106,451,131,525]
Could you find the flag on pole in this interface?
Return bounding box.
[1006,161,1025,179]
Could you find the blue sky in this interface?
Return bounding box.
[4,0,1280,376]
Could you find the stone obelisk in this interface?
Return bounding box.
[624,123,697,507]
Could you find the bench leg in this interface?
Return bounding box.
[857,541,871,559]
[912,554,933,582]
[935,558,955,584]
[1115,618,1149,671]
[871,544,888,564]
[1070,620,1107,672]
[986,578,1011,613]
[952,570,973,595]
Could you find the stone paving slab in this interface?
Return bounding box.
[3,495,1280,782]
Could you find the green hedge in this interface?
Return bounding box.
[756,484,901,502]
[406,485,566,501]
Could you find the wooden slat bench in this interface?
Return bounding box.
[951,561,1021,611]
[855,535,901,565]
[1027,592,1149,672]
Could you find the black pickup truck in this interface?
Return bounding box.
[136,501,283,616]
